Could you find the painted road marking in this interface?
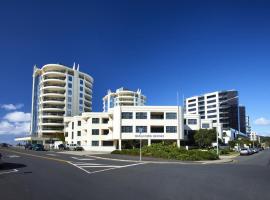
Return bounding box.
[71,156,95,161]
[68,161,145,174]
[7,155,20,158]
[0,169,18,175]
[46,154,58,157]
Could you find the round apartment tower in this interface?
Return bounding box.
[30,63,93,141]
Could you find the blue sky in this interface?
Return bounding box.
[0,0,270,142]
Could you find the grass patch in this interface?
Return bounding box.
[112,143,219,161]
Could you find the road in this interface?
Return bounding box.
[0,147,270,200]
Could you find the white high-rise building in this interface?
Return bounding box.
[103,87,146,112]
[30,63,93,142]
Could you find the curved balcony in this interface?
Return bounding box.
[42,85,65,91]
[43,71,66,77]
[41,130,64,134]
[40,122,64,126]
[41,107,65,112]
[42,78,66,84]
[41,92,65,98]
[39,115,63,119]
[41,100,65,105]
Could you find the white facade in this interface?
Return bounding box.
[185,90,239,131]
[30,63,93,141]
[250,131,260,142]
[103,87,146,112]
[64,106,217,151]
[64,106,183,151]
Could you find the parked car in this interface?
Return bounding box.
[74,146,84,151]
[66,144,78,151]
[240,148,250,156]
[24,143,33,150]
[250,148,258,154]
[32,144,45,151]
[58,144,68,150]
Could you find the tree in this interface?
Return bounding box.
[194,129,217,148]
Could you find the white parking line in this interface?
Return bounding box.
[46,154,57,157]
[71,156,95,161]
[7,155,20,158]
[68,161,145,175]
[0,169,18,175]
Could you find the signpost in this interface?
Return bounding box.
[139,127,143,161]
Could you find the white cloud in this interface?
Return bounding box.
[0,120,30,135]
[1,103,24,110]
[254,117,270,126]
[3,111,31,122]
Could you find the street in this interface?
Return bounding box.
[0,147,270,200]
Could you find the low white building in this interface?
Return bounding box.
[64,106,216,151]
[250,131,260,142]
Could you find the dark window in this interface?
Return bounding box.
[166,112,177,119]
[92,141,99,146]
[71,132,74,139]
[102,141,113,146]
[68,76,73,81]
[102,129,109,135]
[207,110,216,114]
[150,112,164,119]
[207,104,216,109]
[151,126,164,133]
[72,122,74,129]
[207,100,216,104]
[207,95,216,99]
[188,99,196,103]
[80,86,83,91]
[78,121,81,126]
[136,112,147,119]
[121,126,133,133]
[80,93,83,98]
[77,131,81,136]
[65,132,68,137]
[92,129,99,135]
[92,118,99,124]
[202,123,210,129]
[208,115,217,119]
[102,118,109,124]
[121,112,133,119]
[80,79,83,85]
[136,126,147,133]
[188,108,196,112]
[77,141,81,145]
[68,83,72,88]
[166,126,177,133]
[188,103,196,107]
[187,119,197,125]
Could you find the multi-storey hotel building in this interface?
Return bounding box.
[30,63,93,142]
[185,90,247,136]
[103,87,146,112]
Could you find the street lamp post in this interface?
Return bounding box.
[139,128,143,161]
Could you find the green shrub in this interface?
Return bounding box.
[111,143,219,161]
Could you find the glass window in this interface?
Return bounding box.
[67,111,71,116]
[80,86,83,92]
[121,112,133,119]
[208,115,217,119]
[77,131,81,136]
[68,97,72,102]
[207,110,216,114]
[68,90,72,95]
[136,112,147,119]
[92,141,99,146]
[68,104,72,109]
[136,126,147,133]
[79,99,83,104]
[64,132,68,137]
[77,141,81,146]
[71,132,74,139]
[202,123,210,129]
[79,106,83,112]
[187,119,197,125]
[78,121,81,126]
[72,122,74,129]
[68,76,73,82]
[92,129,99,135]
[80,93,83,98]
[102,118,109,124]
[121,126,133,133]
[207,95,216,99]
[150,112,164,119]
[207,100,216,104]
[92,118,100,124]
[166,126,177,133]
[188,108,196,112]
[188,103,196,107]
[166,112,177,119]
[68,83,72,88]
[80,79,83,85]
[188,99,196,103]
[207,104,216,109]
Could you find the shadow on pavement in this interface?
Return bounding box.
[0,162,26,171]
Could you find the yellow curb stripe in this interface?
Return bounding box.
[1,148,69,163]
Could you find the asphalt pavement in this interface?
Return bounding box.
[1,147,270,200]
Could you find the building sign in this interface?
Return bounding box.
[134,134,165,138]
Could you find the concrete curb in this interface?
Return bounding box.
[85,154,234,165]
